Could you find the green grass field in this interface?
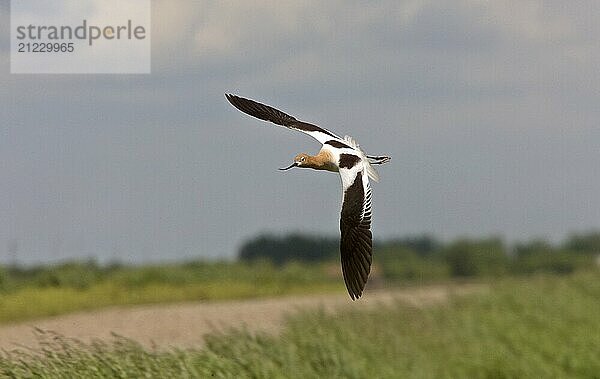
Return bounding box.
[0,261,345,324]
[2,233,596,325]
[2,271,599,378]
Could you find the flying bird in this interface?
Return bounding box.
[226,94,390,300]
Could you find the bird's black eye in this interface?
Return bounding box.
[301,157,305,162]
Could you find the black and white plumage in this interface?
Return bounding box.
[226,94,390,300]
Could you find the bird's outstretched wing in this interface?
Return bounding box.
[226,94,343,144]
[339,161,373,300]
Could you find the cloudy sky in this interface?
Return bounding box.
[1,1,599,264]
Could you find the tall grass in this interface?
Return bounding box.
[2,271,599,378]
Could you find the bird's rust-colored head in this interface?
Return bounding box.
[279,153,310,170]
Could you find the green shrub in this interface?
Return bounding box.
[31,261,103,289]
[513,250,594,275]
[443,237,509,277]
[377,247,449,282]
[0,266,10,291]
[563,231,600,254]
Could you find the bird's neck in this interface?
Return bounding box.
[306,150,338,172]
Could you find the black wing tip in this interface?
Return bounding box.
[224,93,256,110]
[225,93,239,104]
[342,254,370,301]
[225,93,251,114]
[225,93,249,104]
[349,291,362,301]
[345,276,366,300]
[224,93,300,128]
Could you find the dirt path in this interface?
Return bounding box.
[0,284,483,351]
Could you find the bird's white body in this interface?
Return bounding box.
[319,135,381,182]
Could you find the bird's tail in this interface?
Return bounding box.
[367,155,391,165]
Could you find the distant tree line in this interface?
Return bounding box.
[239,233,338,264]
[1,231,598,293]
[239,231,600,280]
